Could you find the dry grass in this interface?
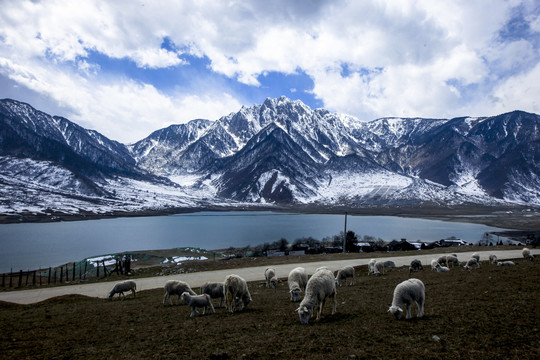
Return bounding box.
[0,259,538,359]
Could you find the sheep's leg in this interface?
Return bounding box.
[317,299,325,320]
[417,299,424,318]
[331,293,337,315]
[405,304,412,319]
[208,301,215,314]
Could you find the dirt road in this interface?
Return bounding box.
[0,249,536,304]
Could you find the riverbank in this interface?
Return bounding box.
[1,203,539,230]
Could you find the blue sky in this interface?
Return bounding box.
[1,0,539,143]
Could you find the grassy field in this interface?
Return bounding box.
[0,258,538,359]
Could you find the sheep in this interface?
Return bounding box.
[388,278,425,320]
[464,257,480,270]
[224,274,252,313]
[296,269,337,324]
[489,254,498,264]
[265,267,278,289]
[471,252,480,262]
[430,259,439,271]
[437,255,447,266]
[335,266,355,286]
[497,261,516,266]
[409,259,423,274]
[180,292,215,317]
[373,261,385,275]
[445,255,459,268]
[201,282,225,308]
[163,280,196,306]
[368,259,377,275]
[288,267,308,302]
[108,280,136,300]
[315,266,329,273]
[522,248,534,261]
[435,264,450,272]
[383,260,396,268]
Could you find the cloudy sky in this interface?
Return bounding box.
[1,0,539,143]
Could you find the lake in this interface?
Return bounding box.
[0,211,507,272]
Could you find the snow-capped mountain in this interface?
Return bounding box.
[1,97,539,217]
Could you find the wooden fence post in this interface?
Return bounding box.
[2,273,5,288]
[48,267,52,285]
[96,262,100,278]
[60,266,63,283]
[102,260,108,277]
[39,270,42,286]
[25,270,29,286]
[9,269,13,287]
[18,270,23,287]
[53,268,57,284]
[32,271,36,286]
[72,263,75,281]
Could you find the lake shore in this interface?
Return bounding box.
[1,203,539,230]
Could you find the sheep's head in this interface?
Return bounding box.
[242,294,252,309]
[108,291,114,300]
[388,305,403,320]
[296,305,312,325]
[290,287,302,302]
[270,277,277,289]
[180,292,189,303]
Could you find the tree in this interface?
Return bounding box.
[345,230,358,252]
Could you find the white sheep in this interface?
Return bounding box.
[489,254,498,264]
[367,259,377,275]
[522,248,534,261]
[409,259,423,274]
[430,259,439,271]
[288,267,308,302]
[445,255,459,268]
[163,280,196,306]
[265,267,278,289]
[388,278,425,320]
[315,266,329,273]
[373,261,385,275]
[436,255,447,266]
[464,257,480,270]
[497,261,516,266]
[201,282,225,308]
[435,264,450,272]
[224,274,252,313]
[108,280,136,300]
[335,266,355,286]
[180,292,215,317]
[296,268,337,324]
[471,252,480,262]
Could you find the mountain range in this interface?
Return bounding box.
[1,96,539,218]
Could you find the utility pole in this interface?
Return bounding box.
[343,212,348,253]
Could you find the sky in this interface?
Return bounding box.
[1,0,539,144]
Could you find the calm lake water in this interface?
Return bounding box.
[0,211,507,272]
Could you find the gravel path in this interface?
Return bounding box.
[0,249,536,304]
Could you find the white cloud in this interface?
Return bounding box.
[0,0,538,144]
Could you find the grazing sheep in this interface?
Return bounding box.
[409,259,423,274]
[265,267,278,289]
[180,292,215,317]
[489,254,498,264]
[315,266,329,273]
[435,264,450,272]
[201,282,225,308]
[288,267,308,302]
[163,280,196,306]
[373,261,385,275]
[388,278,425,320]
[464,258,480,270]
[108,280,136,300]
[437,255,447,266]
[471,252,480,262]
[383,260,396,268]
[296,269,337,324]
[224,274,252,313]
[368,259,377,275]
[430,259,439,271]
[335,266,355,286]
[445,255,459,268]
[497,261,516,266]
[522,248,534,261]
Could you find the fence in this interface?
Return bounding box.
[0,255,132,289]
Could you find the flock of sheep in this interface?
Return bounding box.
[107,248,535,324]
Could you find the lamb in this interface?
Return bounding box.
[522,248,534,261]
[296,268,337,324]
[163,280,196,306]
[265,267,278,289]
[367,259,377,275]
[388,278,425,320]
[471,252,480,262]
[201,282,225,308]
[383,260,396,268]
[445,255,459,268]
[335,266,355,286]
[315,266,329,273]
[108,280,136,300]
[497,261,516,266]
[288,267,308,302]
[409,259,423,274]
[373,261,385,275]
[430,259,439,271]
[224,274,252,313]
[435,264,450,272]
[180,292,215,317]
[437,255,447,266]
[489,254,498,264]
[464,257,480,270]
